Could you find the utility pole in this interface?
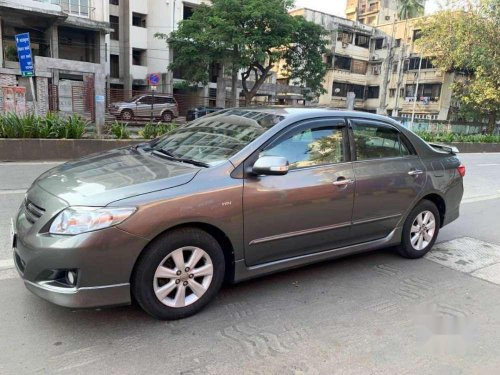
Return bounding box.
[329,21,338,106]
[410,54,423,127]
[378,16,396,115]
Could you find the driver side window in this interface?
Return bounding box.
[261,125,345,170]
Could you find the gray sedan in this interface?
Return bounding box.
[12,108,464,320]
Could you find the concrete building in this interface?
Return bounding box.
[0,0,110,131]
[345,0,399,26]
[291,8,458,121]
[108,0,211,94]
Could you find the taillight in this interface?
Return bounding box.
[457,164,466,177]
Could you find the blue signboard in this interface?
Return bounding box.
[15,33,34,77]
[148,73,161,86]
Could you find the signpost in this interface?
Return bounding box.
[147,73,161,122]
[15,33,37,114]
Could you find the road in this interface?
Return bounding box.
[1,154,500,374]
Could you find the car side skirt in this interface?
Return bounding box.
[233,227,403,283]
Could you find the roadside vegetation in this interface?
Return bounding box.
[0,113,87,139]
[415,132,500,144]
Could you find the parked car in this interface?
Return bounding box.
[12,108,464,320]
[108,94,179,122]
[186,106,223,121]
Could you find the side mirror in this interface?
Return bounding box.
[252,156,289,176]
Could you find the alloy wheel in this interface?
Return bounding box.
[410,210,436,251]
[153,246,213,308]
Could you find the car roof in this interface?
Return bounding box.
[238,106,397,123]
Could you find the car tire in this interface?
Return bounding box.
[132,228,225,320]
[397,199,441,259]
[161,111,173,123]
[121,109,134,121]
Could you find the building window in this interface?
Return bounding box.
[405,83,442,101]
[407,57,435,70]
[132,48,146,66]
[110,54,119,78]
[374,38,384,50]
[352,59,368,74]
[367,86,380,99]
[110,16,119,40]
[332,82,365,99]
[183,4,196,20]
[355,34,370,48]
[413,29,422,41]
[371,63,382,75]
[392,62,398,73]
[389,88,396,98]
[337,31,353,44]
[367,16,376,25]
[109,0,119,5]
[334,55,352,71]
[132,13,147,28]
[395,39,401,47]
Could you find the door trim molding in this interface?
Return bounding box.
[249,221,351,245]
[352,213,402,226]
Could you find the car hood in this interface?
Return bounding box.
[35,147,200,206]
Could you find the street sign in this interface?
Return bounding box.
[147,73,161,86]
[15,33,34,77]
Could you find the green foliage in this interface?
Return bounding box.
[109,121,130,139]
[160,0,328,104]
[139,122,177,139]
[398,0,425,20]
[416,0,500,133]
[0,113,87,139]
[415,131,500,143]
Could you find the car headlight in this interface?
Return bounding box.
[49,206,136,235]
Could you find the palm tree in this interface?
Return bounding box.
[398,0,425,20]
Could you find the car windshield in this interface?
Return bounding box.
[150,109,284,166]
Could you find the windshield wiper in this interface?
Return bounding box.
[151,149,210,168]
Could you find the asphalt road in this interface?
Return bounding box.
[0,153,500,374]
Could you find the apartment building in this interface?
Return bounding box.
[0,0,110,128]
[291,8,457,121]
[108,0,211,94]
[345,0,399,26]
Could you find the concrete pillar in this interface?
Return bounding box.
[35,77,49,116]
[94,32,108,136]
[46,25,59,84]
[0,17,4,68]
[122,0,132,95]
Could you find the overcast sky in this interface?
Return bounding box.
[293,0,445,17]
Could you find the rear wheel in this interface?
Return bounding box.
[121,109,134,121]
[132,228,225,320]
[397,200,440,259]
[161,111,173,123]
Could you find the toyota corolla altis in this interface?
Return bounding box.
[12,108,464,319]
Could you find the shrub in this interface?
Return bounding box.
[110,121,130,139]
[414,131,500,144]
[0,113,87,139]
[139,122,177,139]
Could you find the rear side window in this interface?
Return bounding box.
[352,121,410,160]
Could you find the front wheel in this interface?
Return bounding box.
[161,111,173,122]
[132,228,225,320]
[397,200,440,259]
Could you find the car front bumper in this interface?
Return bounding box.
[14,225,149,309]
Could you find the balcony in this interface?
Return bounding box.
[34,0,94,18]
[401,98,441,113]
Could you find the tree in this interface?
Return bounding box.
[398,0,425,20]
[159,0,327,106]
[416,0,500,133]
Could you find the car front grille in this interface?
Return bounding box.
[24,199,45,224]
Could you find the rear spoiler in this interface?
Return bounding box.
[428,142,459,155]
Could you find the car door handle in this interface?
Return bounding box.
[408,169,424,176]
[333,178,354,186]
